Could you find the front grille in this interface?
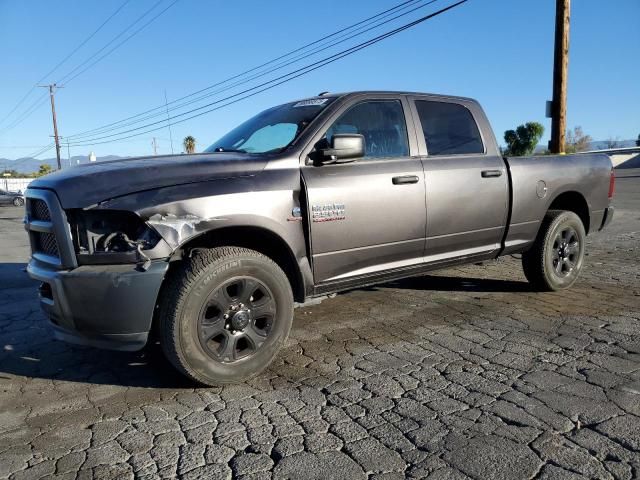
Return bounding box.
[30,198,51,221]
[25,190,77,268]
[35,232,59,257]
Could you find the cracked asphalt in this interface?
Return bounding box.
[1,170,639,480]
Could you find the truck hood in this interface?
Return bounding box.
[28,153,268,208]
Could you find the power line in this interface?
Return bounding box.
[25,134,167,158]
[68,0,469,147]
[0,0,131,129]
[65,0,421,140]
[1,0,175,154]
[58,0,178,86]
[43,0,133,84]
[24,134,165,159]
[0,144,51,149]
[71,0,439,141]
[0,94,49,134]
[65,0,428,141]
[26,144,55,159]
[69,0,454,145]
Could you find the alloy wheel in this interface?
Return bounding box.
[197,277,276,363]
[550,226,580,277]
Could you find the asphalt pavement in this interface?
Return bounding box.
[0,171,638,479]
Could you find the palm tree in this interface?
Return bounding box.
[183,136,196,154]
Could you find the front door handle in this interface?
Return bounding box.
[392,175,419,185]
[481,170,503,178]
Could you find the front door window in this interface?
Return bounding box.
[325,100,409,159]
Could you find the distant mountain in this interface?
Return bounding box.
[1,155,127,174]
[587,139,637,150]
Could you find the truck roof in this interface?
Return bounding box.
[295,90,479,104]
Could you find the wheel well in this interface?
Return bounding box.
[173,226,305,303]
[548,191,590,233]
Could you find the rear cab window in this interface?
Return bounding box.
[414,100,484,156]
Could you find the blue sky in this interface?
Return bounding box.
[0,0,638,160]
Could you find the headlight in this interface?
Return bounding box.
[66,209,163,268]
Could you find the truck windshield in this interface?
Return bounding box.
[205,97,336,154]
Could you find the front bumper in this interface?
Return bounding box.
[27,259,169,351]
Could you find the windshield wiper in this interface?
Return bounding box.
[211,147,247,153]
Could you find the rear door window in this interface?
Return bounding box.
[414,100,484,156]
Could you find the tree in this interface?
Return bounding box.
[183,136,196,154]
[636,134,640,147]
[503,122,545,156]
[604,136,621,149]
[564,126,592,153]
[37,164,53,177]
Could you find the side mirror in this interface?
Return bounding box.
[316,134,365,164]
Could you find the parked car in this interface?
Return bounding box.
[24,91,615,385]
[0,188,25,206]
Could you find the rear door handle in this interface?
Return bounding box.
[392,175,419,185]
[481,170,503,178]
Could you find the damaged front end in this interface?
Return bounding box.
[146,212,204,248]
[25,191,171,351]
[67,209,173,270]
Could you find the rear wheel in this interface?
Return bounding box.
[159,247,293,386]
[13,197,24,207]
[522,210,586,291]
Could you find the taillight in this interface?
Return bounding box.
[608,167,615,199]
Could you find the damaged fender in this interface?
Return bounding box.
[94,168,310,266]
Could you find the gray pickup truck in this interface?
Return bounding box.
[25,91,615,385]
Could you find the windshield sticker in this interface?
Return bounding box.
[293,98,329,108]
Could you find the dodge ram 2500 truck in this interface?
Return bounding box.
[25,91,615,385]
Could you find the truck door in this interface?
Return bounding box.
[408,97,509,262]
[301,97,426,284]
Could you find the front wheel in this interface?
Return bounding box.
[522,210,586,291]
[159,247,294,386]
[13,197,24,207]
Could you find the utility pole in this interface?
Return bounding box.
[152,137,158,155]
[39,84,63,169]
[549,0,570,154]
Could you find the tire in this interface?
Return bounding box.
[522,210,586,291]
[159,247,293,386]
[13,197,24,207]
